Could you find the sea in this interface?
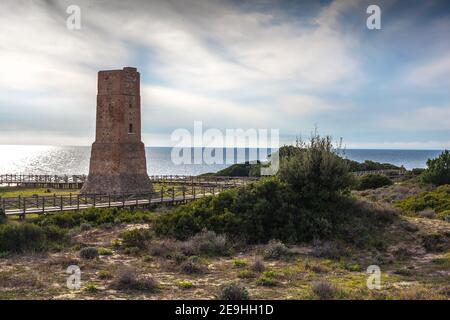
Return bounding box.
[0,145,444,176]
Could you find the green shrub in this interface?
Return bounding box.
[98,248,113,256]
[396,185,450,215]
[237,269,254,278]
[212,162,261,177]
[98,270,113,280]
[34,207,154,229]
[437,210,450,222]
[256,275,277,286]
[232,259,247,268]
[84,282,100,293]
[217,283,249,300]
[176,280,194,289]
[422,150,450,186]
[0,223,66,253]
[356,174,393,190]
[346,159,401,172]
[154,134,395,245]
[277,133,354,202]
[155,178,395,245]
[120,228,152,250]
[79,247,99,260]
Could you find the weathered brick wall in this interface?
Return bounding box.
[80,67,152,195]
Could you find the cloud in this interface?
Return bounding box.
[383,106,450,131]
[406,54,450,87]
[0,0,449,148]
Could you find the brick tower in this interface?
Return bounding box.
[80,67,152,195]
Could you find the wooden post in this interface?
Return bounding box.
[108,194,111,208]
[161,188,163,203]
[93,194,96,208]
[172,187,175,204]
[21,197,26,220]
[60,195,63,211]
[42,197,45,214]
[69,193,72,206]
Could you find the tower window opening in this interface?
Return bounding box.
[129,123,133,134]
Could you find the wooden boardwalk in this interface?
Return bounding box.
[0,176,244,218]
[0,174,257,189]
[1,191,216,217]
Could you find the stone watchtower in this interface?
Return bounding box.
[80,67,152,195]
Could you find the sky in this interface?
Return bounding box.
[0,0,449,149]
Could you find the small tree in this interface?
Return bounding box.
[277,131,354,202]
[422,150,450,186]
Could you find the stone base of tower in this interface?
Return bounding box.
[80,141,153,195]
[80,173,153,195]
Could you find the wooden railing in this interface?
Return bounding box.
[0,174,258,189]
[0,183,232,218]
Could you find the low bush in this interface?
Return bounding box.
[84,282,100,293]
[110,267,159,292]
[232,259,247,268]
[436,210,450,222]
[176,280,194,289]
[251,257,265,272]
[311,280,335,300]
[79,247,99,260]
[256,274,278,286]
[0,223,66,253]
[98,270,113,280]
[179,256,206,274]
[237,269,254,279]
[217,283,249,300]
[263,240,292,260]
[396,185,450,216]
[422,233,449,252]
[188,230,230,256]
[98,248,113,256]
[34,207,154,229]
[356,174,393,190]
[80,223,92,231]
[120,228,153,250]
[312,242,349,260]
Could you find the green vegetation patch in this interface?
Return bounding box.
[396,185,450,216]
[32,207,155,229]
[0,223,66,253]
[356,174,393,190]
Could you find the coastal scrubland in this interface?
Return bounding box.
[0,136,449,300]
